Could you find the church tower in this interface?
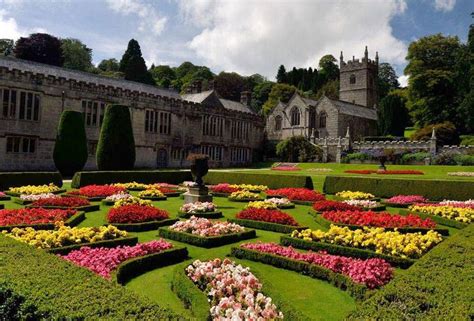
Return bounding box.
[339,46,378,108]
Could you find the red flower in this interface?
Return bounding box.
[236,208,299,226]
[313,200,359,212]
[0,208,76,226]
[32,197,90,207]
[210,183,240,194]
[321,210,436,229]
[271,166,301,171]
[266,188,325,202]
[107,205,169,223]
[69,185,126,197]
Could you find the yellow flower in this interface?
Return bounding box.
[409,205,473,223]
[113,197,153,208]
[336,190,375,200]
[113,181,150,189]
[138,189,165,198]
[229,190,262,200]
[245,200,278,210]
[229,184,268,192]
[8,183,61,195]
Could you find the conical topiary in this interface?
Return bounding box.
[96,104,136,170]
[53,110,88,176]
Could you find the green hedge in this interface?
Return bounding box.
[398,209,467,229]
[228,218,307,234]
[230,247,369,300]
[71,170,192,188]
[280,235,416,268]
[204,171,314,189]
[178,211,223,219]
[0,235,183,320]
[347,224,474,319]
[158,228,256,248]
[27,204,100,213]
[323,176,474,201]
[0,204,3,210]
[115,247,188,285]
[46,236,138,255]
[110,218,178,232]
[0,172,63,190]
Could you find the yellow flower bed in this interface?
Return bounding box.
[113,182,150,189]
[8,183,61,195]
[230,184,268,192]
[336,190,375,200]
[113,197,153,208]
[291,225,443,259]
[229,190,262,200]
[137,189,165,198]
[245,200,278,210]
[3,223,128,249]
[409,205,474,223]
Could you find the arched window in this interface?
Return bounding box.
[318,112,327,128]
[290,107,300,126]
[350,74,356,84]
[274,115,282,131]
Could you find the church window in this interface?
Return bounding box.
[290,107,300,126]
[319,112,327,128]
[82,100,106,127]
[1,87,40,121]
[275,115,282,131]
[350,74,356,84]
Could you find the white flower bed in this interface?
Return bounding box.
[19,193,60,201]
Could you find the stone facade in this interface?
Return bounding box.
[0,57,264,171]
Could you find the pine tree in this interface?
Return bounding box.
[119,39,155,85]
[378,91,409,136]
[276,65,287,83]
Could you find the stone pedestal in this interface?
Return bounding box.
[183,186,213,204]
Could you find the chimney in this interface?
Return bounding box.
[240,91,252,106]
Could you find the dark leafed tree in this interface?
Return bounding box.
[262,83,298,115]
[377,90,409,136]
[318,54,339,82]
[0,39,14,56]
[251,81,274,113]
[14,33,64,66]
[150,65,176,88]
[98,58,120,72]
[214,72,246,101]
[276,65,287,83]
[377,62,400,99]
[119,39,155,85]
[61,38,93,71]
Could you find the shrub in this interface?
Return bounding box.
[0,173,63,191]
[204,172,314,189]
[401,152,430,164]
[454,154,474,165]
[347,224,474,319]
[411,121,460,146]
[433,151,458,165]
[341,152,369,163]
[276,136,322,162]
[96,104,136,170]
[53,111,88,176]
[460,135,474,146]
[0,235,179,319]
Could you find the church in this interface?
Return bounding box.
[265,47,378,143]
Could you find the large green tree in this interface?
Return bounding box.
[150,65,176,89]
[214,72,246,101]
[377,90,409,136]
[377,62,400,99]
[61,38,93,71]
[53,111,88,176]
[251,81,274,113]
[119,39,155,85]
[14,33,64,66]
[276,65,287,83]
[318,54,339,83]
[262,83,298,115]
[0,39,14,56]
[96,104,136,170]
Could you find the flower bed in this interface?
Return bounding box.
[236,208,298,226]
[408,204,473,223]
[228,190,263,202]
[335,191,375,200]
[230,184,268,192]
[107,204,170,224]
[113,182,150,190]
[266,188,325,204]
[31,196,90,208]
[185,258,283,320]
[178,202,222,219]
[102,192,134,205]
[68,185,126,200]
[246,198,295,210]
[0,208,80,230]
[438,199,474,208]
[383,195,427,207]
[0,191,10,201]
[209,183,240,195]
[271,166,301,171]
[60,240,174,279]
[447,171,474,177]
[344,170,424,175]
[312,200,359,212]
[239,242,393,289]
[137,189,167,200]
[245,200,277,210]
[6,183,64,196]
[290,225,443,259]
[14,193,60,205]
[112,197,153,208]
[342,200,386,211]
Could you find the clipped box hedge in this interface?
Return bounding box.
[109,218,179,232]
[178,211,223,219]
[347,223,474,319]
[228,218,307,234]
[230,247,369,300]
[323,176,474,201]
[204,171,314,189]
[280,235,416,268]
[0,235,183,320]
[0,195,11,201]
[71,170,193,188]
[0,172,63,190]
[27,204,100,213]
[158,227,256,248]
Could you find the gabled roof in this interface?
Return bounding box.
[326,97,377,120]
[181,90,215,104]
[219,98,256,114]
[182,90,256,115]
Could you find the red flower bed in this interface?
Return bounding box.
[312,200,359,212]
[344,169,424,175]
[237,208,299,226]
[107,204,169,223]
[210,183,240,194]
[321,210,436,229]
[155,187,177,194]
[32,196,90,208]
[271,166,301,171]
[0,208,76,226]
[266,188,325,202]
[69,185,126,197]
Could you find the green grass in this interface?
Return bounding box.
[404,127,416,138]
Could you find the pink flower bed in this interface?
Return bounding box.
[60,239,173,279]
[241,242,393,289]
[170,216,245,237]
[385,195,427,205]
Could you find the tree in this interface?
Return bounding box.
[318,54,339,82]
[96,104,136,170]
[61,38,93,71]
[251,81,274,113]
[377,62,400,99]
[98,58,120,72]
[276,136,322,162]
[276,65,287,83]
[411,121,460,146]
[119,39,155,85]
[377,90,409,136]
[457,17,474,133]
[0,39,14,56]
[313,79,339,100]
[214,72,246,101]
[53,111,88,176]
[262,83,298,115]
[150,65,176,88]
[14,33,64,66]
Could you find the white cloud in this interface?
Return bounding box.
[0,9,46,40]
[106,0,167,36]
[433,0,456,12]
[398,75,409,87]
[177,0,408,79]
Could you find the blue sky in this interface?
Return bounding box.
[0,0,472,85]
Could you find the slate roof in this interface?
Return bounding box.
[181,90,214,104]
[299,94,377,120]
[219,98,256,114]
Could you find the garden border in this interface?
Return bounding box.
[398,209,468,229]
[228,218,306,234]
[158,228,256,248]
[0,195,11,201]
[109,218,179,232]
[177,211,223,219]
[138,196,167,201]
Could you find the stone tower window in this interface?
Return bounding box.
[350,74,356,84]
[290,107,300,126]
[318,112,327,128]
[275,115,282,131]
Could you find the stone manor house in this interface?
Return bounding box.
[0,56,263,171]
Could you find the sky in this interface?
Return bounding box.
[0,0,472,87]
